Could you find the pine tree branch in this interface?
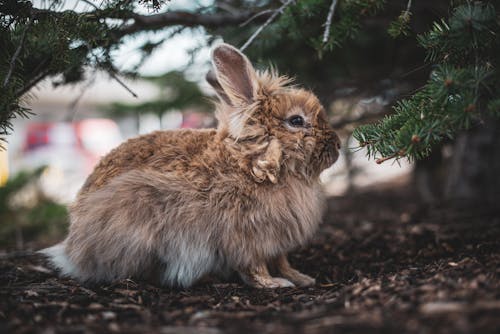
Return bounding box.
[14,68,51,98]
[28,6,274,37]
[118,10,273,37]
[6,5,281,101]
[108,72,138,98]
[3,21,31,89]
[376,152,401,164]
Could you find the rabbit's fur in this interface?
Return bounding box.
[41,44,340,288]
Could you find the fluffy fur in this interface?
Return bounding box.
[40,43,340,288]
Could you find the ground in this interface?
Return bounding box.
[1,186,499,333]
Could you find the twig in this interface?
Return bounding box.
[322,0,338,44]
[405,0,413,15]
[80,0,100,10]
[239,9,274,27]
[399,0,413,24]
[3,21,31,88]
[216,1,238,13]
[108,71,138,98]
[14,67,51,98]
[376,153,398,164]
[68,70,98,121]
[240,0,295,51]
[376,150,405,164]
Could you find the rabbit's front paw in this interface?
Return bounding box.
[252,159,280,184]
[251,138,282,184]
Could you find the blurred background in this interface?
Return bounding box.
[1,0,497,251]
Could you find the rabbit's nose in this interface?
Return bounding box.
[327,131,341,150]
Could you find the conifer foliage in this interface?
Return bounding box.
[0,0,146,143]
[353,2,499,163]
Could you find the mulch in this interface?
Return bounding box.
[1,187,499,333]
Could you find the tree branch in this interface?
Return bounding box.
[322,0,338,44]
[10,6,275,97]
[108,71,138,98]
[14,60,52,98]
[3,21,31,89]
[239,9,274,27]
[240,0,295,51]
[28,5,274,38]
[117,10,273,37]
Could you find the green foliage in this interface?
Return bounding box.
[274,0,386,56]
[353,1,500,163]
[388,10,412,38]
[0,167,68,249]
[418,3,497,64]
[0,0,151,143]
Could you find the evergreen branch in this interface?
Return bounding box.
[119,10,273,37]
[357,1,499,164]
[376,152,400,164]
[27,6,273,37]
[14,67,51,98]
[387,0,413,38]
[240,0,295,51]
[3,21,31,89]
[322,0,338,44]
[108,72,138,98]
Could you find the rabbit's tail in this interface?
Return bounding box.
[39,242,79,278]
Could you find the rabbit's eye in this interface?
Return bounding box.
[288,115,305,127]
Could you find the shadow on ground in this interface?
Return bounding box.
[1,187,499,333]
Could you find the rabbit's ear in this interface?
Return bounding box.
[206,70,232,105]
[209,43,258,106]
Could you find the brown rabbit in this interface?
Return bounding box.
[41,43,340,288]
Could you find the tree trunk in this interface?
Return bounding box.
[415,120,500,206]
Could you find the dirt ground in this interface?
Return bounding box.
[1,186,499,333]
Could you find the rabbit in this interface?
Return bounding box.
[40,43,340,288]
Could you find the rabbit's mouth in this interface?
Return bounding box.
[316,130,341,171]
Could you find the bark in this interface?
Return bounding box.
[415,120,500,206]
[444,120,500,205]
